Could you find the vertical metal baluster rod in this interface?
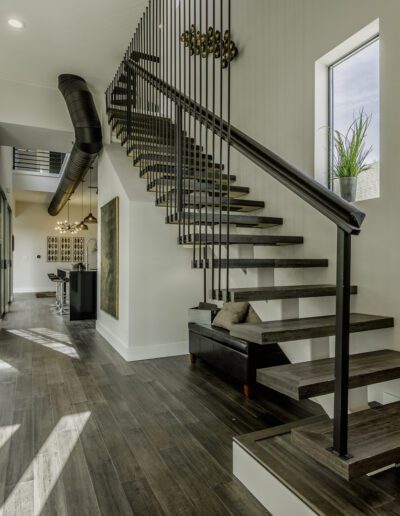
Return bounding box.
[188,0,193,253]
[199,0,205,300]
[226,0,231,300]
[178,0,182,239]
[218,0,224,299]
[211,0,216,298]
[204,0,209,292]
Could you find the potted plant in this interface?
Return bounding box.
[332,110,373,202]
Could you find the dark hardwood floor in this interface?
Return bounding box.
[0,294,321,515]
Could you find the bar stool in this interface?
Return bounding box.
[47,273,59,311]
[63,278,70,315]
[54,278,65,314]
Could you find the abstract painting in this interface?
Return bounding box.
[100,197,119,319]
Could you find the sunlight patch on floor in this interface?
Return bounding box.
[0,425,20,451]
[29,328,74,345]
[6,330,80,360]
[0,361,17,372]
[1,412,91,516]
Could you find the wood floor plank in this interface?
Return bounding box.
[73,403,134,516]
[56,428,101,516]
[160,446,231,516]
[0,295,325,515]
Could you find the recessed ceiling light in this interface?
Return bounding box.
[8,18,25,29]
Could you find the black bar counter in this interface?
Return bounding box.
[69,271,97,321]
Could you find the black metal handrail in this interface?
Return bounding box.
[125,57,365,235]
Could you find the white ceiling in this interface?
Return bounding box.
[13,191,53,205]
[0,0,148,94]
[0,123,73,153]
[14,185,98,207]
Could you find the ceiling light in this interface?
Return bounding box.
[8,19,25,29]
[83,168,98,224]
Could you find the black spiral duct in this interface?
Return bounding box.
[48,74,102,216]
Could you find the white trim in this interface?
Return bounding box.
[96,320,130,360]
[124,341,189,361]
[14,287,56,294]
[96,320,188,362]
[233,442,317,516]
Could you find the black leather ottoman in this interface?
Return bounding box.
[188,322,289,397]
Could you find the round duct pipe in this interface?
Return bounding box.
[48,74,102,216]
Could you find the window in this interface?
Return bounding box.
[329,37,380,201]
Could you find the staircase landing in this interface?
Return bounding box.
[234,415,400,515]
[292,402,400,480]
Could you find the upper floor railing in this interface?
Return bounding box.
[13,148,66,177]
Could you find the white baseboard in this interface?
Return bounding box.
[96,320,188,362]
[233,442,317,516]
[14,287,56,294]
[96,321,131,360]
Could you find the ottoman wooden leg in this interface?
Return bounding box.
[189,352,197,364]
[243,384,252,398]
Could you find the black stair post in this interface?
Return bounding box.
[332,227,352,458]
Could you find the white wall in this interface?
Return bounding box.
[0,78,73,133]
[96,147,132,357]
[13,201,98,293]
[227,0,398,402]
[96,144,202,361]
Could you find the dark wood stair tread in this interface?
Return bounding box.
[127,139,198,153]
[198,258,327,268]
[157,194,263,212]
[257,349,400,400]
[134,152,214,166]
[142,163,225,174]
[140,168,236,183]
[153,182,249,199]
[168,212,282,229]
[216,284,357,302]
[230,313,394,344]
[180,234,304,246]
[291,402,400,480]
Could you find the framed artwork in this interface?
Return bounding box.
[100,197,119,319]
[60,237,71,262]
[47,236,59,262]
[72,237,85,263]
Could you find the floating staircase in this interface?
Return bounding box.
[105,0,397,490]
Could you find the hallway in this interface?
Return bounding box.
[0,295,321,515]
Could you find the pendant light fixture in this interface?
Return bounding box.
[83,167,98,224]
[78,181,88,231]
[55,200,80,234]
